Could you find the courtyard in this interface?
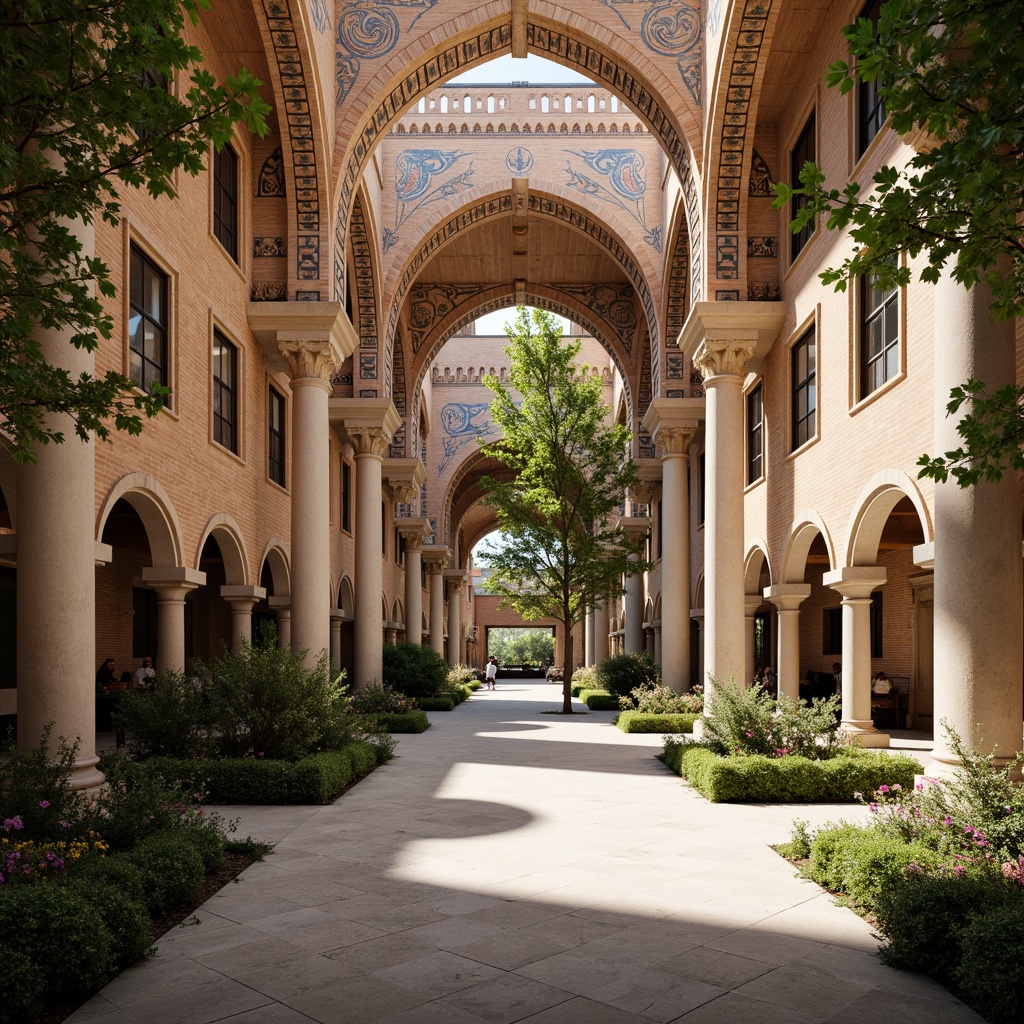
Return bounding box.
[69,683,977,1024]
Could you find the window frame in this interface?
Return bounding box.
[790,111,816,262]
[212,327,239,454]
[790,326,817,452]
[857,0,887,158]
[341,461,352,533]
[212,142,239,263]
[128,242,169,400]
[858,270,900,400]
[268,385,286,487]
[746,381,764,485]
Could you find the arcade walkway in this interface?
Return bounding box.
[70,684,979,1024]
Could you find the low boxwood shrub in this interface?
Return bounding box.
[956,891,1024,1023]
[664,743,922,802]
[371,710,430,733]
[615,711,698,734]
[467,680,483,692]
[0,881,113,1009]
[420,696,457,711]
[78,879,152,968]
[578,689,619,710]
[127,832,205,914]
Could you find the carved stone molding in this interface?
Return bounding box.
[396,517,432,550]
[344,426,391,458]
[422,544,450,575]
[642,398,704,459]
[384,458,426,506]
[330,398,402,458]
[692,338,757,381]
[280,339,340,383]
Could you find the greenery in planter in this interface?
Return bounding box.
[596,652,660,699]
[578,689,619,710]
[569,667,598,696]
[382,642,447,699]
[419,696,456,712]
[350,683,417,715]
[371,710,431,734]
[663,742,922,803]
[615,711,699,734]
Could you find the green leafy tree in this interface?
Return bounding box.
[773,0,1024,484]
[477,308,646,713]
[1,0,270,463]
[486,627,555,667]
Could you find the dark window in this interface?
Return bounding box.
[381,502,387,556]
[699,452,706,524]
[870,591,883,658]
[790,112,816,260]
[212,329,238,453]
[747,383,763,484]
[656,500,663,559]
[0,568,17,688]
[128,244,168,396]
[861,271,899,397]
[132,587,158,658]
[213,143,239,262]
[754,611,772,666]
[342,462,351,532]
[823,607,843,656]
[857,0,886,156]
[268,387,285,485]
[791,327,817,450]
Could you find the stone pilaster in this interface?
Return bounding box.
[618,516,649,655]
[592,594,610,665]
[824,567,889,747]
[249,303,355,668]
[142,567,206,673]
[932,269,1023,769]
[680,302,785,706]
[422,545,450,657]
[397,518,432,645]
[764,585,812,702]
[330,609,344,673]
[445,570,466,666]
[220,584,267,652]
[643,398,702,690]
[332,398,403,689]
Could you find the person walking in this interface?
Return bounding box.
[485,655,498,690]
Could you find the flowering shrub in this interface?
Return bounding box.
[701,677,841,760]
[351,683,418,715]
[621,684,703,715]
[596,652,661,698]
[1,825,108,886]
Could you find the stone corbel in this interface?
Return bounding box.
[679,301,786,380]
[422,545,450,574]
[384,458,426,506]
[444,569,467,597]
[330,397,402,457]
[396,517,432,550]
[642,398,703,458]
[247,301,356,381]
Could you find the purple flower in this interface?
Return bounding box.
[59,820,70,830]
[944,816,952,826]
[952,865,966,878]
[38,800,49,809]
[878,785,890,794]
[869,803,879,814]
[745,731,753,738]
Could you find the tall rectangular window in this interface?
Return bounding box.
[268,387,285,485]
[342,462,351,532]
[212,329,238,453]
[790,112,816,260]
[213,143,238,262]
[870,591,884,658]
[860,271,899,397]
[699,452,706,524]
[656,499,663,559]
[128,244,168,397]
[822,607,842,656]
[747,383,763,484]
[791,327,817,450]
[857,0,886,156]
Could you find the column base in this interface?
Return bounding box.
[840,720,890,748]
[70,754,105,794]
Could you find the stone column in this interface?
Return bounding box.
[585,608,596,666]
[592,596,610,664]
[643,400,702,690]
[249,304,355,666]
[824,567,888,747]
[765,585,811,703]
[143,568,205,673]
[423,546,449,657]
[445,570,466,666]
[681,303,784,706]
[618,517,649,655]
[220,584,266,652]
[330,609,343,673]
[932,269,1023,769]
[690,610,704,686]
[334,401,401,689]
[653,622,662,667]
[15,207,102,789]
[268,596,291,646]
[397,519,431,646]
[744,596,761,686]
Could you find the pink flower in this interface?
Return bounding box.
[952,865,966,878]
[38,800,50,809]
[943,816,952,826]
[869,803,879,813]
[878,785,890,794]
[745,731,754,738]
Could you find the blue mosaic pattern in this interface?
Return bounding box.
[505,147,535,175]
[438,402,497,476]
[564,149,662,252]
[383,149,475,252]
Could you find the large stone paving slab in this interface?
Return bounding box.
[68,683,979,1024]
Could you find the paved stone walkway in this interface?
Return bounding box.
[71,684,980,1024]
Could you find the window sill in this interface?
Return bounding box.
[850,370,905,416]
[211,439,246,467]
[744,474,765,496]
[785,433,820,463]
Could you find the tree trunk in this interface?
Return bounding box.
[562,623,574,713]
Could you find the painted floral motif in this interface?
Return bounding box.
[438,402,497,476]
[308,0,328,33]
[564,148,662,252]
[383,149,475,253]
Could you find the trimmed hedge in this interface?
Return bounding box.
[578,689,619,710]
[121,740,383,804]
[615,711,699,734]
[663,744,923,802]
[420,696,456,711]
[371,710,431,734]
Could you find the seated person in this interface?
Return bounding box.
[95,658,117,693]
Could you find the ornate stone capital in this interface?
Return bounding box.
[642,398,703,460]
[692,338,757,381]
[384,458,426,506]
[344,426,391,458]
[331,398,402,458]
[422,544,450,574]
[444,570,466,598]
[396,517,432,551]
[280,339,339,383]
